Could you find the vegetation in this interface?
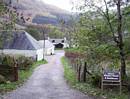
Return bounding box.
[0,1,19,50]
[26,24,64,40]
[61,56,129,99]
[65,0,130,83]
[26,26,42,40]
[1,0,130,98]
[61,57,77,85]
[0,60,47,93]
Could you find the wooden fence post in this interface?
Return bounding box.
[78,65,81,82]
[14,61,18,81]
[83,62,87,82]
[77,60,82,82]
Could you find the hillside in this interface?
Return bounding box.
[5,0,71,25]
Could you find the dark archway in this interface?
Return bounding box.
[55,43,64,48]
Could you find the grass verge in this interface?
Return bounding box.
[61,56,129,99]
[0,60,47,94]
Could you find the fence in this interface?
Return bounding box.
[65,51,90,82]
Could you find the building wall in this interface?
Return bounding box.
[45,46,55,55]
[0,49,36,56]
[0,48,54,61]
[52,43,69,48]
[0,49,43,61]
[62,43,69,48]
[36,49,43,61]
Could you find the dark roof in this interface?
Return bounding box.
[49,39,67,43]
[4,31,41,50]
[38,40,54,48]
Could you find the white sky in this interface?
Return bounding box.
[41,0,74,12]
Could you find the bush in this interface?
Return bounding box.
[0,55,34,82]
[0,75,6,84]
[17,56,34,70]
[1,55,34,70]
[2,56,14,66]
[90,73,101,87]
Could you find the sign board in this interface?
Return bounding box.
[101,69,121,94]
[103,71,120,81]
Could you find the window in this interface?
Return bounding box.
[52,40,55,43]
[61,40,64,43]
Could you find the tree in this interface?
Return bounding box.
[26,26,42,40]
[0,1,18,52]
[48,25,64,39]
[74,0,130,78]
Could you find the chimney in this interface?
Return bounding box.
[64,37,66,41]
[48,37,50,41]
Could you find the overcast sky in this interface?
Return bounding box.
[41,0,74,12]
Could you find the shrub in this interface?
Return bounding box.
[2,56,14,66]
[17,56,34,70]
[0,75,6,84]
[90,73,101,87]
[0,55,34,82]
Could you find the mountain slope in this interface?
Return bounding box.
[9,0,71,25]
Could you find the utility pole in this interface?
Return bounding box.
[43,30,45,61]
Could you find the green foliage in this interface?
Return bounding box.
[0,75,6,84]
[2,55,14,66]
[0,60,47,92]
[61,56,129,99]
[90,73,101,87]
[124,37,130,55]
[48,25,64,38]
[17,56,34,70]
[0,2,18,49]
[64,48,81,53]
[0,55,36,82]
[0,55,34,70]
[61,57,77,85]
[26,26,42,40]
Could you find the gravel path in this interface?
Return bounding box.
[2,50,93,99]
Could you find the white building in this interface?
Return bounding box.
[0,31,54,61]
[49,37,69,48]
[38,40,55,55]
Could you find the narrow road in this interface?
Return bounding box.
[3,50,93,99]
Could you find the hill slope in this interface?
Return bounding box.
[8,0,71,25]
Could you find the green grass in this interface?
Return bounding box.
[64,48,81,53]
[0,60,47,93]
[61,57,77,85]
[61,56,129,99]
[55,48,64,50]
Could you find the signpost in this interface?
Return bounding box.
[101,68,121,94]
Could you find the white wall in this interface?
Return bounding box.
[36,49,43,61]
[46,46,55,55]
[63,43,69,48]
[0,49,36,56]
[0,49,43,61]
[0,48,55,61]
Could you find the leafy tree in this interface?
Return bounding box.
[26,26,42,40]
[0,0,18,50]
[48,25,64,39]
[73,0,130,78]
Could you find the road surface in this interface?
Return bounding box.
[3,50,93,99]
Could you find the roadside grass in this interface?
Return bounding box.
[55,48,63,50]
[61,56,77,85]
[0,60,47,93]
[61,56,129,99]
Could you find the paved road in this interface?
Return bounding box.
[3,50,93,99]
